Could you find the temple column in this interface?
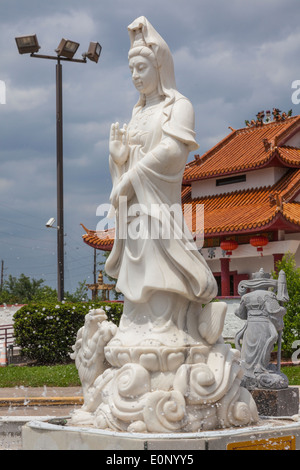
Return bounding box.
[220,257,231,296]
[273,253,284,274]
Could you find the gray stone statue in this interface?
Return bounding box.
[235,268,289,390]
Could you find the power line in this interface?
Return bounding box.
[0,216,46,232]
[0,202,50,222]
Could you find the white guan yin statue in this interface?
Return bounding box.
[71,16,258,433]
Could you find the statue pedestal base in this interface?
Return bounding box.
[71,304,259,433]
[251,387,299,417]
[22,418,300,450]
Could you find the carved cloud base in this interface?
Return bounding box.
[71,306,258,433]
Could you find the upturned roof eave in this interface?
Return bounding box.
[183,153,300,183]
[82,235,114,251]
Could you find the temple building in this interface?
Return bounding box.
[81,109,300,299]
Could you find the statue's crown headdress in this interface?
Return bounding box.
[131,28,147,48]
[252,268,271,280]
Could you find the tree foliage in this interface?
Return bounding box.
[0,274,90,304]
[0,274,56,304]
[272,253,300,357]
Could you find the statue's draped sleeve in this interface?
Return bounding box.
[106,97,217,304]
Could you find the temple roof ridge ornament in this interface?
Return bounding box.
[245,108,293,128]
[252,267,271,280]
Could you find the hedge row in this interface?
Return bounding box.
[13,301,123,364]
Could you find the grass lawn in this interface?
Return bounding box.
[282,365,300,386]
[0,363,299,388]
[0,363,81,388]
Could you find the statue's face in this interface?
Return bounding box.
[129,54,159,96]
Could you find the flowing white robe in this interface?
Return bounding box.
[106,94,217,347]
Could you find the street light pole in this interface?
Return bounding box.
[32,55,78,302]
[56,59,64,301]
[31,55,83,301]
[15,36,102,302]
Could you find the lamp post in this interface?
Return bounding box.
[16,35,102,301]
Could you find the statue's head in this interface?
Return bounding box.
[128,17,177,101]
[128,33,161,97]
[126,17,199,152]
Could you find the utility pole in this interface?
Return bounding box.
[0,260,4,291]
[93,249,97,284]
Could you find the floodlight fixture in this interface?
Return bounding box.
[55,39,80,59]
[17,34,101,301]
[15,35,41,54]
[83,42,102,63]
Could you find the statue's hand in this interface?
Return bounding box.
[111,171,134,207]
[109,122,129,165]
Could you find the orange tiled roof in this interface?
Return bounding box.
[283,202,300,226]
[183,169,300,236]
[181,184,191,204]
[81,224,114,251]
[183,116,300,182]
[82,169,300,249]
[82,115,300,249]
[277,146,300,165]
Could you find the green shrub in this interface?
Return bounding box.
[13,301,123,364]
[272,253,300,357]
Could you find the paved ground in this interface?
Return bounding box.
[0,386,82,399]
[0,305,23,326]
[0,386,83,450]
[0,386,83,417]
[0,385,299,450]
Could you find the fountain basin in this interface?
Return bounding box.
[22,417,300,450]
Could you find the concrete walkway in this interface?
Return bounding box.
[0,386,82,399]
[0,385,299,450]
[0,387,83,417]
[0,385,299,418]
[0,387,84,450]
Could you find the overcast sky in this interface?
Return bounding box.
[1,0,300,295]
